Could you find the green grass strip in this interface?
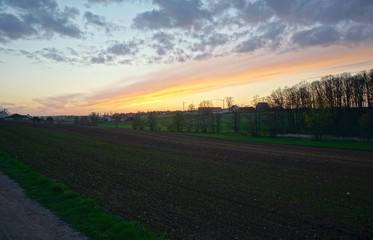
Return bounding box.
[0,150,160,240]
[186,132,373,151]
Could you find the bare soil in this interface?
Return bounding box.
[1,122,373,239]
[0,171,87,240]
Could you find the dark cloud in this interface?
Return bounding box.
[2,0,58,11]
[39,48,66,62]
[133,9,172,29]
[133,0,210,30]
[239,1,272,24]
[21,11,82,39]
[191,32,230,53]
[84,12,106,28]
[0,0,82,42]
[107,43,132,55]
[154,0,209,28]
[265,0,373,25]
[64,6,80,19]
[14,47,82,64]
[2,0,373,66]
[107,40,140,56]
[19,50,37,59]
[0,13,36,42]
[263,24,286,39]
[152,31,174,42]
[151,32,174,55]
[292,26,340,47]
[0,47,16,54]
[234,37,265,53]
[194,52,212,61]
[86,0,125,4]
[342,23,373,42]
[89,54,115,64]
[206,32,229,47]
[90,55,107,64]
[84,11,118,33]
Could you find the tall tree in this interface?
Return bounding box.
[147,112,157,131]
[187,103,195,111]
[199,100,213,108]
[173,111,184,132]
[224,96,234,109]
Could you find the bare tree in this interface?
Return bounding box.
[352,73,366,108]
[187,103,195,111]
[270,88,284,109]
[147,112,157,131]
[89,112,100,126]
[114,114,121,128]
[251,95,260,107]
[224,96,234,109]
[367,69,373,108]
[1,107,9,114]
[232,105,242,133]
[341,73,353,108]
[199,100,213,108]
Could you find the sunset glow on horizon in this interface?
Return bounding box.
[1,0,373,115]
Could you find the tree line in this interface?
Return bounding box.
[264,69,373,139]
[145,69,373,140]
[73,69,373,140]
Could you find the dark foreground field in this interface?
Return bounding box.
[0,122,372,239]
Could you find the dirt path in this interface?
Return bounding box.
[0,172,87,240]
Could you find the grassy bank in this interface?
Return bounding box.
[185,132,373,151]
[98,121,373,151]
[0,150,159,240]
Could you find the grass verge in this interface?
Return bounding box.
[97,121,372,151]
[0,150,159,240]
[186,132,373,151]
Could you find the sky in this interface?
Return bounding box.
[1,0,373,116]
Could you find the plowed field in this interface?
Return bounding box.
[0,121,372,239]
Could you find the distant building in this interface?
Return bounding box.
[229,106,255,113]
[256,102,270,112]
[240,107,255,113]
[198,107,222,113]
[126,113,136,121]
[32,116,42,122]
[45,117,54,123]
[5,114,32,121]
[0,111,9,119]
[217,108,230,114]
[230,105,240,113]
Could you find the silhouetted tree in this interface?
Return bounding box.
[199,100,213,108]
[358,111,373,140]
[304,99,331,140]
[89,112,100,126]
[114,114,121,128]
[231,105,241,133]
[173,111,184,132]
[225,96,234,109]
[147,112,157,131]
[187,103,195,111]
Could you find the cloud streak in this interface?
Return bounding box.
[29,44,373,114]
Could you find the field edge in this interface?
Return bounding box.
[0,150,160,240]
[182,132,373,151]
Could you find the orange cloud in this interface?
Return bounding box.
[31,44,373,114]
[90,45,373,111]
